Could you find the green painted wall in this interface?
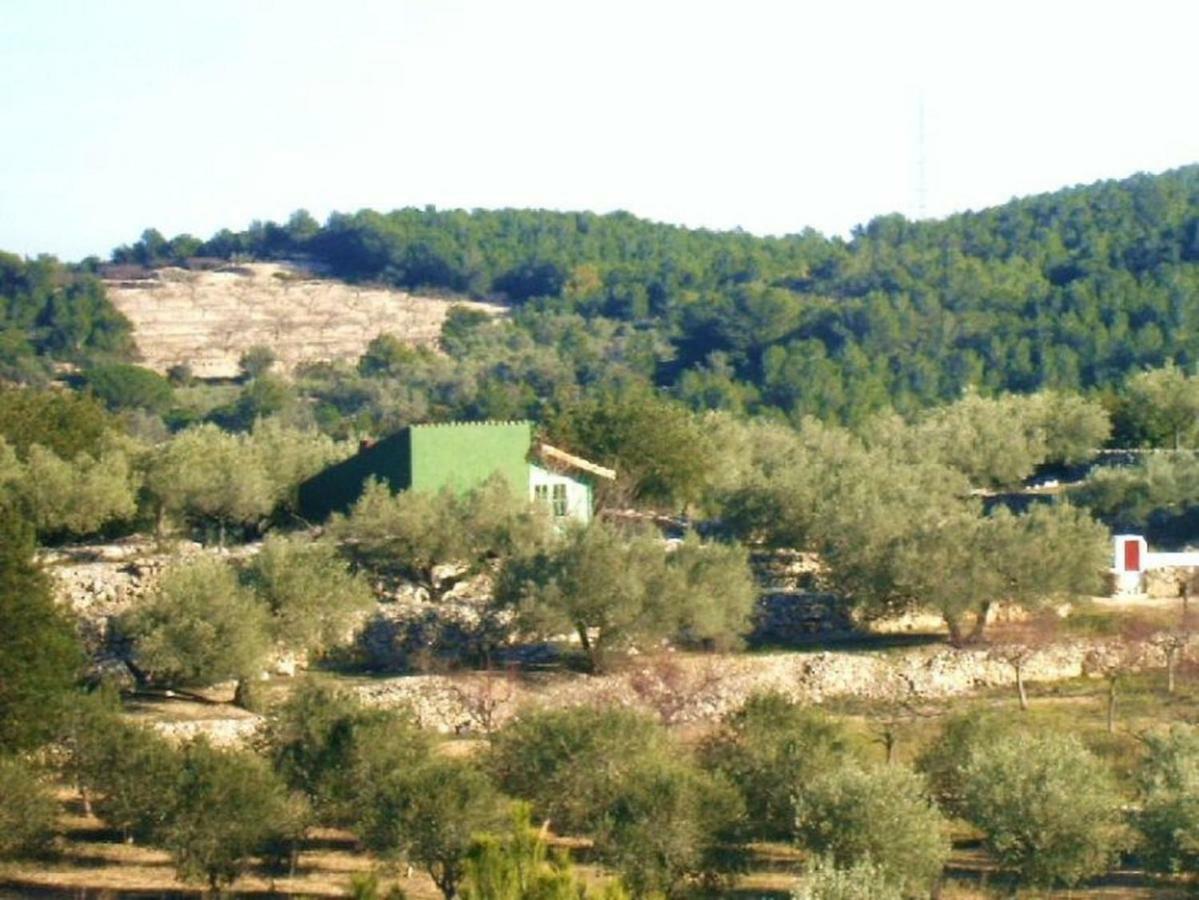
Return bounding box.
[299,420,564,522]
[409,421,532,493]
[296,429,414,521]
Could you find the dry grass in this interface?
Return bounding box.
[0,798,443,898]
[3,784,1194,899]
[12,605,1199,898]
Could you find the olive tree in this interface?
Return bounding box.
[144,423,273,543]
[596,755,743,898]
[959,731,1127,886]
[915,711,1022,817]
[670,534,758,650]
[244,534,373,658]
[17,443,140,537]
[794,764,949,897]
[886,390,1109,489]
[122,556,270,694]
[249,416,351,517]
[164,738,305,891]
[67,713,180,842]
[1029,389,1111,463]
[1123,362,1199,449]
[489,706,667,837]
[1134,726,1199,874]
[1073,451,1199,534]
[711,416,859,548]
[331,476,551,603]
[910,391,1050,488]
[856,480,1096,644]
[356,757,505,900]
[497,521,753,671]
[700,693,855,842]
[266,683,431,826]
[0,756,59,858]
[972,503,1108,642]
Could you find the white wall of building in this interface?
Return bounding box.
[529,464,592,524]
[1112,533,1199,594]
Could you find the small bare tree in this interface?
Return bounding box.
[627,655,723,726]
[872,674,939,765]
[1150,579,1199,694]
[1084,640,1146,735]
[449,667,518,737]
[987,612,1061,711]
[1149,627,1194,695]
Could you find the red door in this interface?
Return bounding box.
[1123,539,1141,572]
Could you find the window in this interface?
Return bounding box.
[534,484,549,505]
[552,483,568,517]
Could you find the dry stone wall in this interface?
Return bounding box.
[351,637,1188,734]
[46,539,1192,742]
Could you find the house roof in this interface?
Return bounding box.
[536,443,616,480]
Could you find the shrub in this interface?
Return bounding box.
[239,345,277,379]
[0,385,115,459]
[85,363,174,413]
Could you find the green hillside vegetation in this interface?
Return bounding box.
[0,253,134,382]
[10,169,1199,895]
[112,165,1199,424]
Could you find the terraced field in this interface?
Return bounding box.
[105,263,503,378]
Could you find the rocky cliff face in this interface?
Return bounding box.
[105,262,504,378]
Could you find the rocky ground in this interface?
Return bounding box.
[105,261,504,377]
[45,537,1194,742]
[348,636,1183,734]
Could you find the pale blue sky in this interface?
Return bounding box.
[3,0,1198,261]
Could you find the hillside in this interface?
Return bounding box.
[110,165,1199,420]
[104,262,504,378]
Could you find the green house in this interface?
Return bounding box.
[297,420,614,523]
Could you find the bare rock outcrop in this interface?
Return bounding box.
[105,262,504,378]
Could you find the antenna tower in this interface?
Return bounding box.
[915,92,928,220]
